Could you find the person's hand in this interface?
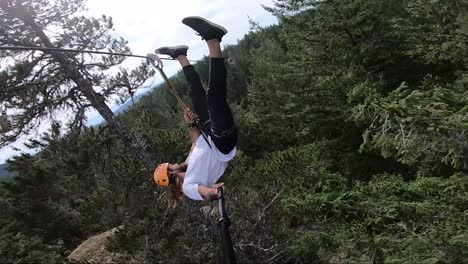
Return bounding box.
[209,182,225,200]
[169,163,179,171]
[184,109,199,127]
[212,182,224,191]
[168,163,181,175]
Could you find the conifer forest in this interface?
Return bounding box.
[0,0,467,263]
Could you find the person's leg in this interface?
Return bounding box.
[206,42,237,154]
[206,39,235,136]
[181,17,238,153]
[155,46,210,133]
[178,56,211,133]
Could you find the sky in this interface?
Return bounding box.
[0,0,278,163]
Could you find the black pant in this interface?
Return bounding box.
[182,58,237,154]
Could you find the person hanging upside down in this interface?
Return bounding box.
[153,17,237,203]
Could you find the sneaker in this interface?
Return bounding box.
[182,16,227,42]
[154,45,188,59]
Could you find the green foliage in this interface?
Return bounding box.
[349,77,468,174]
[283,173,468,263]
[394,0,468,66]
[1,0,468,263]
[0,124,167,262]
[343,0,468,176]
[0,231,66,264]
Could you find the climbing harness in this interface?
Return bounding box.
[217,187,236,264]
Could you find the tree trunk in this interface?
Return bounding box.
[4,4,156,175]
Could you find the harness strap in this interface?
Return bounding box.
[201,131,212,149]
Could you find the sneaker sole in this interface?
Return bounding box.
[155,45,189,54]
[182,16,228,35]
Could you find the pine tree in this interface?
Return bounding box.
[0,0,156,173]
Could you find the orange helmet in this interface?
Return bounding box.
[154,163,170,187]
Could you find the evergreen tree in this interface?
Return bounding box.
[1,0,467,262]
[0,0,155,172]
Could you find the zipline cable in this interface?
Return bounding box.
[0,45,185,61]
[0,45,192,112]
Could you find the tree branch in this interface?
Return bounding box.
[254,192,282,230]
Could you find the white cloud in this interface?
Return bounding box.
[0,0,278,163]
[85,0,277,61]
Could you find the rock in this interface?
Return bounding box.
[68,226,134,263]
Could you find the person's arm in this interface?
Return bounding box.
[197,183,224,200]
[188,126,201,145]
[176,171,186,181]
[184,110,201,145]
[182,183,220,201]
[169,162,188,172]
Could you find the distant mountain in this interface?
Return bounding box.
[114,93,144,114]
[0,163,16,180]
[86,88,154,126]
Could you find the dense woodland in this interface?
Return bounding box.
[1,0,468,263]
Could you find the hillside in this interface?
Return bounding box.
[0,0,467,263]
[86,90,153,126]
[0,163,16,180]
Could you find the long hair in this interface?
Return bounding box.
[167,175,184,208]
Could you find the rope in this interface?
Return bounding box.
[155,66,189,111]
[146,53,189,112]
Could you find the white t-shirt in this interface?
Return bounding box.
[182,134,236,200]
